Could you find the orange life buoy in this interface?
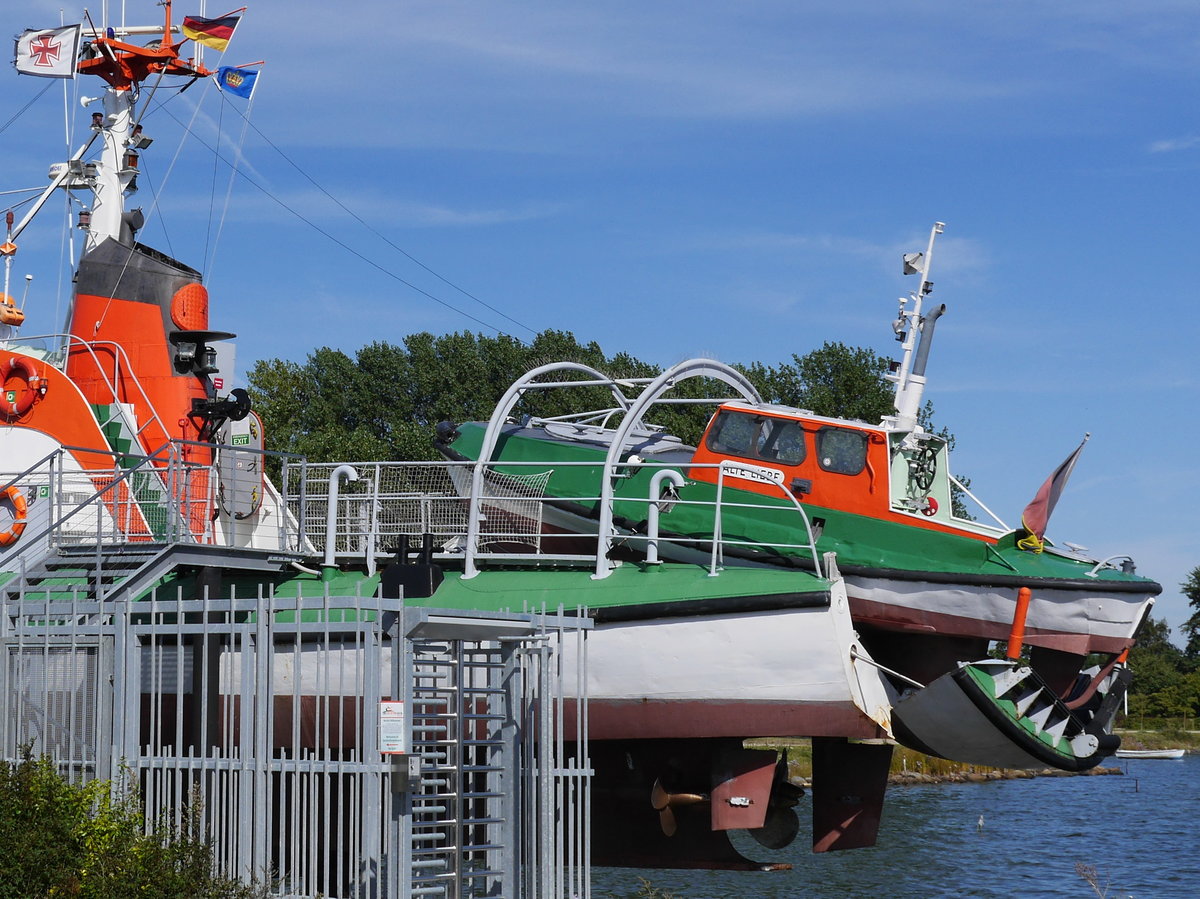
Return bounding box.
[0,485,28,547]
[2,355,44,419]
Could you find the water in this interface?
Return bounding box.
[593,754,1200,898]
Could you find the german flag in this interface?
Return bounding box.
[181,14,240,52]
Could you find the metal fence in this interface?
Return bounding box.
[0,587,590,898]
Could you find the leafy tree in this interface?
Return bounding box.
[740,341,894,422]
[1125,615,1197,720]
[246,331,968,503]
[1181,565,1200,659]
[246,329,637,465]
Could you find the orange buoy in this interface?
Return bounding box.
[2,355,44,419]
[0,485,28,547]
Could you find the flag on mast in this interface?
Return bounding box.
[182,13,242,51]
[14,25,82,79]
[1017,433,1090,553]
[216,65,258,99]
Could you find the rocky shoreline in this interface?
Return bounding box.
[788,765,1125,789]
[885,765,1123,785]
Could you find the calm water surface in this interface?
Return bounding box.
[592,753,1200,897]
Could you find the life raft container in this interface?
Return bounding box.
[0,485,28,548]
[2,355,45,419]
[0,293,23,327]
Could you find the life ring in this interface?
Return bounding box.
[2,355,44,420]
[0,485,28,547]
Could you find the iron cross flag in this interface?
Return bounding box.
[14,25,81,78]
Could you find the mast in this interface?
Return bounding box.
[74,0,212,251]
[885,222,945,433]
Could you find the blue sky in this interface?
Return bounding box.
[8,1,1200,639]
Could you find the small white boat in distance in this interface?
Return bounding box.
[1114,748,1186,759]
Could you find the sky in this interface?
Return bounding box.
[6,1,1200,639]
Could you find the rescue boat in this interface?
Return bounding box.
[0,5,1156,873]
[432,225,1160,760]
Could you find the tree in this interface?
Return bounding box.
[246,332,968,492]
[740,341,894,422]
[1124,615,1197,721]
[1181,565,1200,659]
[245,329,642,465]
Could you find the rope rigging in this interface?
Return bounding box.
[224,101,539,338]
[0,64,540,343]
[153,92,533,340]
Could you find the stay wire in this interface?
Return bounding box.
[156,99,526,340]
[92,79,210,334]
[217,91,539,337]
[203,90,225,271]
[208,82,256,280]
[0,82,54,137]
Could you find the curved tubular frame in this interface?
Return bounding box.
[593,359,761,578]
[464,361,630,578]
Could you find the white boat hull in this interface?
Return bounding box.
[559,577,895,742]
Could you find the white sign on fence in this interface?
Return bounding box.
[379,700,406,754]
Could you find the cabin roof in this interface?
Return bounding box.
[718,400,883,432]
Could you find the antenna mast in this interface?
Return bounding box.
[886,222,946,433]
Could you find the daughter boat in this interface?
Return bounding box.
[433,224,1160,771]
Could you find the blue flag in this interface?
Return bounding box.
[216,65,257,99]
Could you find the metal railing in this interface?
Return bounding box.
[285,458,824,580]
[2,440,307,593]
[4,333,176,448]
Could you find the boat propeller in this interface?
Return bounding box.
[650,779,709,837]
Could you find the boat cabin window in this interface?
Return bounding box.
[816,427,867,475]
[706,411,807,465]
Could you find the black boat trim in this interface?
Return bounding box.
[588,589,832,624]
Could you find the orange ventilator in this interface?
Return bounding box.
[0,485,28,547]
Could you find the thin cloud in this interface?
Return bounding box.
[163,186,562,230]
[696,230,990,280]
[1148,136,1200,153]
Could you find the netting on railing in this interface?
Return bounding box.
[288,462,554,557]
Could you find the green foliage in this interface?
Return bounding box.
[247,329,641,465]
[1124,615,1200,722]
[741,341,894,422]
[248,332,936,462]
[1181,565,1200,659]
[0,753,266,899]
[634,878,680,898]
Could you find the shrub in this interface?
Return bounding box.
[0,752,267,898]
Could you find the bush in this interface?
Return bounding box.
[0,752,267,898]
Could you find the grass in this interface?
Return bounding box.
[746,738,1012,781]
